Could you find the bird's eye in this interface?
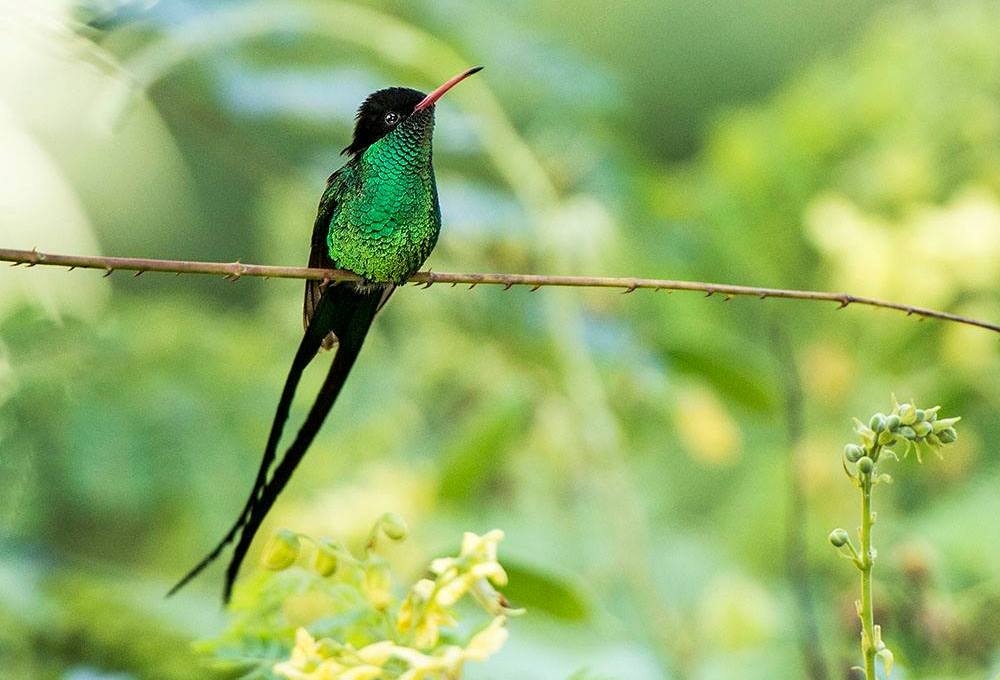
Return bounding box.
[384,112,399,126]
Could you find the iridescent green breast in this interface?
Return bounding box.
[327,112,441,284]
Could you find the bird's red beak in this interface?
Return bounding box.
[412,66,483,113]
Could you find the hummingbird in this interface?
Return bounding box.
[169,66,483,603]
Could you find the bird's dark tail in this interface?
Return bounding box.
[167,284,384,600]
[220,284,383,601]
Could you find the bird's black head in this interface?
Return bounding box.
[342,87,425,157]
[342,67,483,157]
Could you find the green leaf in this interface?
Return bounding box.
[502,561,591,622]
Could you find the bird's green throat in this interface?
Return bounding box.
[327,108,441,284]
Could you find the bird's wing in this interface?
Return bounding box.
[304,169,345,351]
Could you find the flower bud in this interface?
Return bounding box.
[829,528,850,548]
[876,647,894,678]
[884,414,900,431]
[913,421,933,437]
[262,529,300,571]
[857,456,874,475]
[313,539,340,577]
[844,444,865,463]
[898,425,917,440]
[379,512,409,541]
[914,409,926,422]
[363,558,393,610]
[932,416,961,433]
[937,427,957,444]
[898,403,916,425]
[869,413,886,432]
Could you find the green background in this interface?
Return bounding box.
[1,0,998,677]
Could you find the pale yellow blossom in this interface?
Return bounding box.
[271,523,519,680]
[464,617,509,661]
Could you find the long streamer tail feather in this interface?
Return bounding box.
[221,284,384,602]
[167,285,345,597]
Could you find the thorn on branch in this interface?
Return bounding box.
[0,247,997,333]
[103,268,114,277]
[723,294,733,302]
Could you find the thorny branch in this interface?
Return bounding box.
[2,247,998,333]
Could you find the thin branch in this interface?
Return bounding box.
[2,248,997,333]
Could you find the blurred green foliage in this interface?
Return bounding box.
[1,0,998,678]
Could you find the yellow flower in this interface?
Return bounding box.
[464,616,509,661]
[273,629,332,680]
[356,641,395,666]
[412,602,457,650]
[270,523,519,679]
[397,578,435,634]
[362,558,393,611]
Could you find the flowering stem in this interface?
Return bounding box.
[833,401,960,679]
[859,472,876,679]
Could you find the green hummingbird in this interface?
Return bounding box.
[169,66,483,602]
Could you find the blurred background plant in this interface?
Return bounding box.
[203,516,520,679]
[0,0,998,678]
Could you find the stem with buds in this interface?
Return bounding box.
[858,458,877,679]
[829,398,961,679]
